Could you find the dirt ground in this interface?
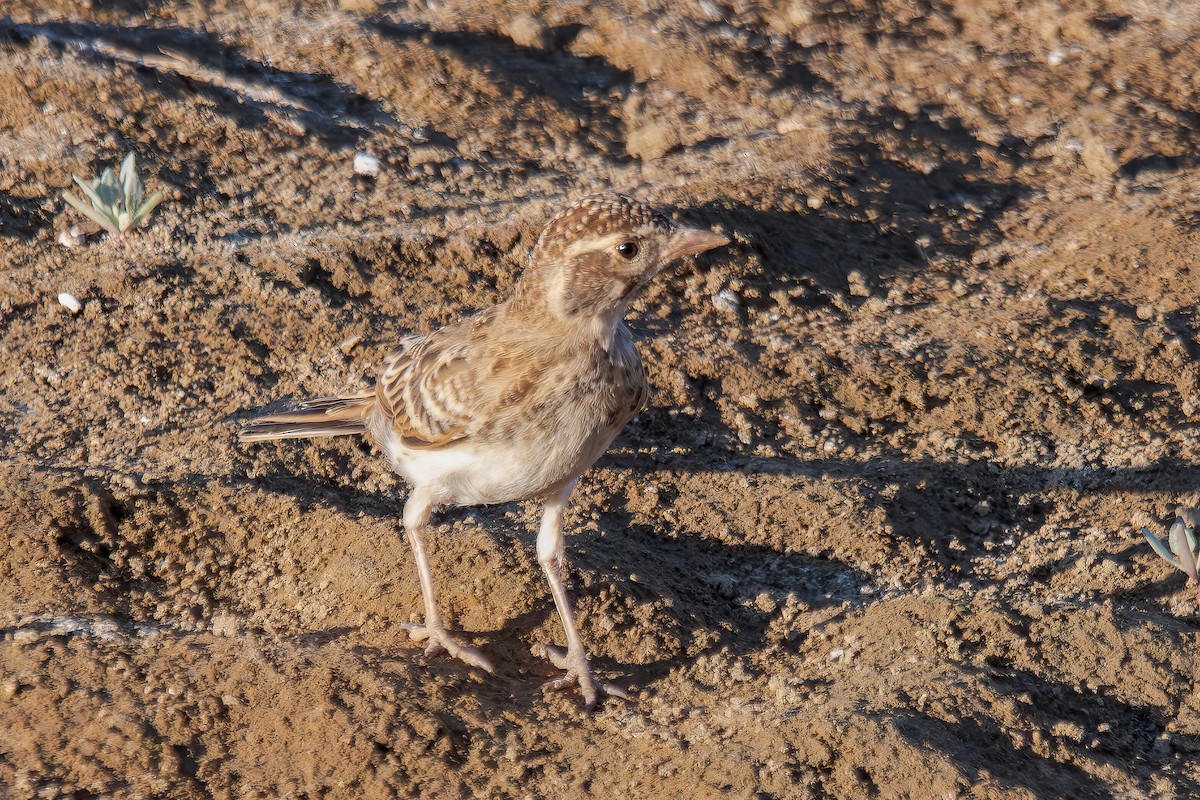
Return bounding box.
[2,0,1199,797]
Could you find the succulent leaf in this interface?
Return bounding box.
[73,175,112,217]
[119,152,135,193]
[63,192,120,233]
[1169,521,1190,559]
[1177,537,1200,583]
[120,153,143,212]
[96,167,121,207]
[1142,528,1183,571]
[131,192,162,227]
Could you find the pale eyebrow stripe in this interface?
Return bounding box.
[560,226,662,259]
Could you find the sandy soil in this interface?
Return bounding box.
[2,1,1199,797]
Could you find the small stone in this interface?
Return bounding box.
[776,113,809,135]
[504,14,550,50]
[626,123,680,160]
[1079,127,1117,178]
[57,225,85,248]
[847,271,870,297]
[1,679,18,699]
[1135,304,1154,320]
[57,292,82,313]
[754,592,777,614]
[407,145,455,166]
[210,613,239,638]
[353,152,381,176]
[1051,721,1085,742]
[712,288,741,313]
[784,1,813,25]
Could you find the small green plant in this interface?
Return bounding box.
[1142,506,1200,603]
[63,152,162,240]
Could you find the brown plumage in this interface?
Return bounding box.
[239,193,728,709]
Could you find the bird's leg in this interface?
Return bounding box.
[398,486,494,673]
[537,481,630,711]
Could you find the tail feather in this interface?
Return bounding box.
[239,392,375,443]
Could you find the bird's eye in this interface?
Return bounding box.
[617,241,639,259]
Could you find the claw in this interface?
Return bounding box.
[540,644,630,711]
[401,622,494,673]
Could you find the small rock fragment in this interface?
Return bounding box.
[847,270,870,297]
[626,123,681,160]
[712,288,741,313]
[504,14,551,49]
[57,225,85,248]
[754,592,777,614]
[1080,128,1117,178]
[353,152,381,176]
[58,292,82,313]
[776,113,810,135]
[407,145,455,166]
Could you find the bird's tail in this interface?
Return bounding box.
[238,392,375,443]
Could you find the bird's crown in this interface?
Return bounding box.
[532,193,673,261]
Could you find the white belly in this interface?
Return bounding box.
[366,407,619,506]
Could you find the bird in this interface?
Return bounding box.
[238,193,729,709]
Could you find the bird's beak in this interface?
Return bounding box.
[662,227,730,262]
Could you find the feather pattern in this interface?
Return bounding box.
[238,391,375,442]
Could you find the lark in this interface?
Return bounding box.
[239,193,729,709]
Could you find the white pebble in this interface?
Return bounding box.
[712,288,741,313]
[57,293,82,313]
[353,152,381,176]
[57,225,84,248]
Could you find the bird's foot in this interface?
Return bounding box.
[539,644,630,712]
[401,622,494,673]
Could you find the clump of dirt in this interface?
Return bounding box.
[2,1,1198,797]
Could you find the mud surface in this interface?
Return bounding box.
[2,1,1200,798]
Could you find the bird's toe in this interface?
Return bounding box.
[539,644,628,711]
[401,623,494,673]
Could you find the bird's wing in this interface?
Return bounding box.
[375,313,502,449]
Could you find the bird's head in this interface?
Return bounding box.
[520,193,729,329]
